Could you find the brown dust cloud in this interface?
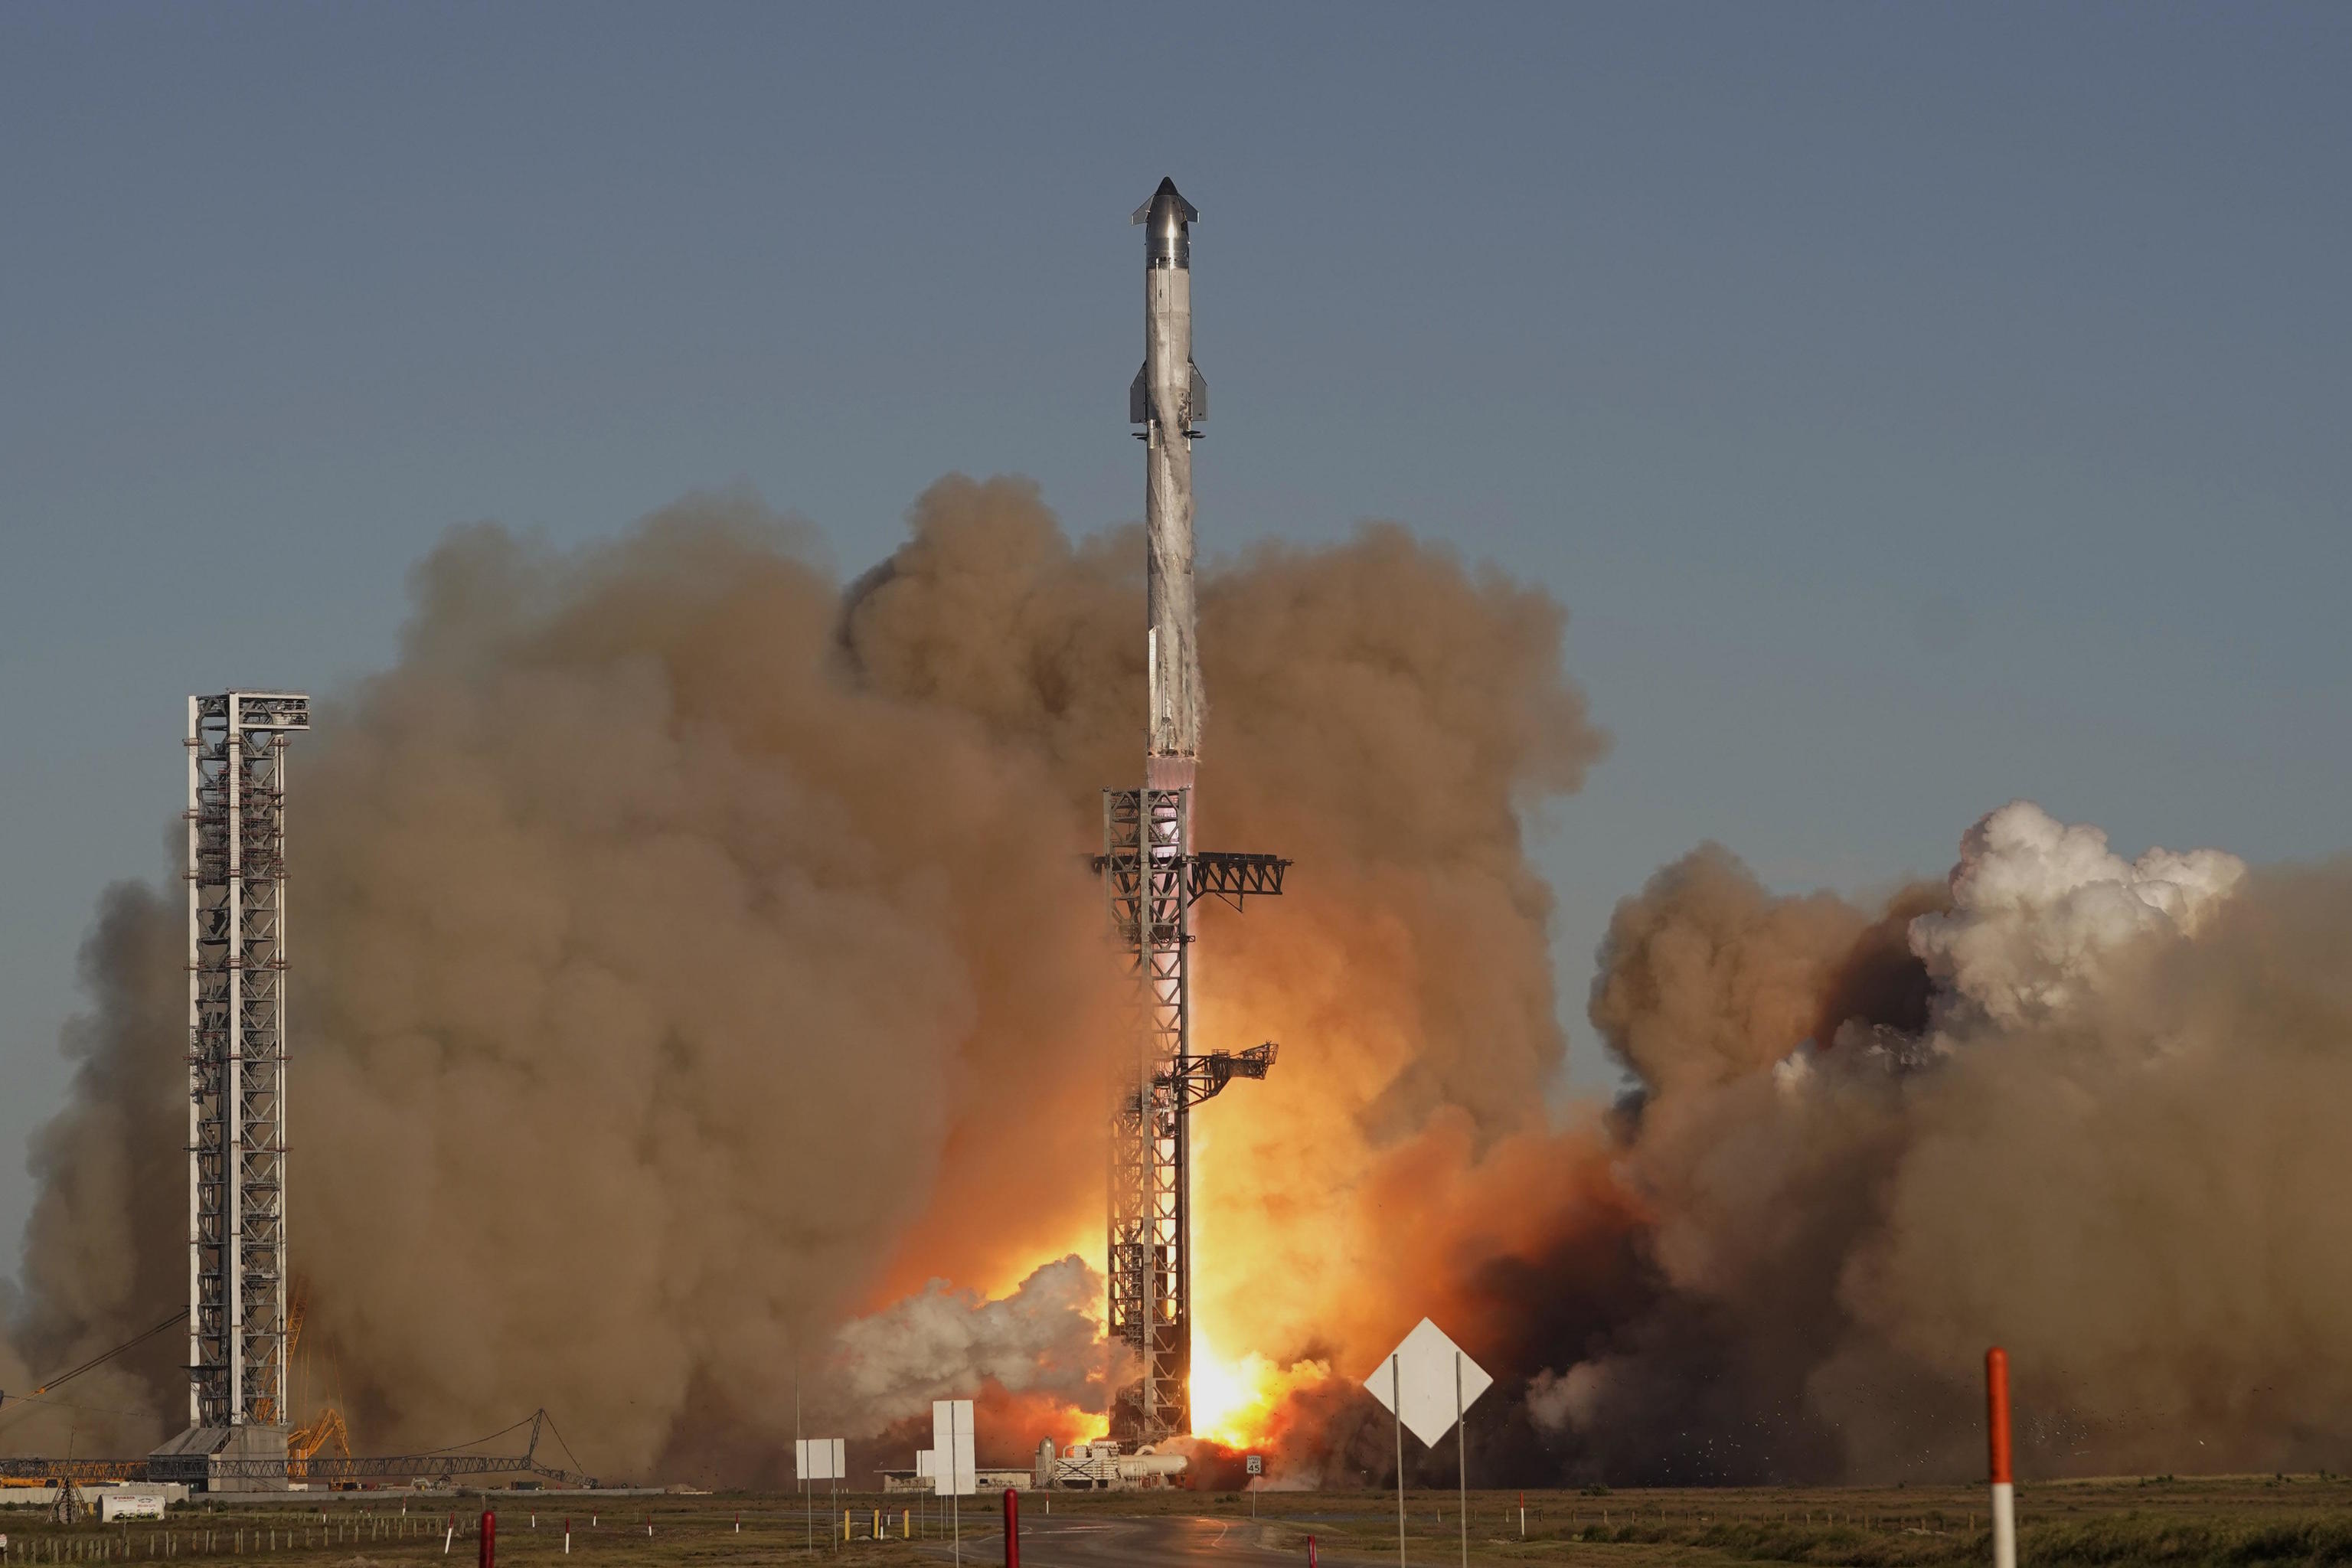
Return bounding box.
[5,477,2349,1489]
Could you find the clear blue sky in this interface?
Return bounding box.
[4,4,2347,1279]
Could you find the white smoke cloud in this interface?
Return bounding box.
[1909,800,2246,1029]
[827,1256,1110,1423]
[1534,797,2350,1483]
[1525,1361,1609,1435]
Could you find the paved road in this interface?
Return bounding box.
[919,1513,1314,1566]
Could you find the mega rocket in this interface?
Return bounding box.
[1131,177,1207,775]
[1105,178,1282,1444]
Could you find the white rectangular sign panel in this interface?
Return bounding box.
[1363,1317,1494,1449]
[101,1494,166,1522]
[794,1436,846,1482]
[929,1399,976,1497]
[915,1449,936,1480]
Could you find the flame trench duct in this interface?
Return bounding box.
[155,691,309,1489]
[1098,180,1291,1444]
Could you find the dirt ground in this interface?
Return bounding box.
[5,1474,2352,1566]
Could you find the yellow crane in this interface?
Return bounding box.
[282,1278,352,1481]
[0,1308,188,1485]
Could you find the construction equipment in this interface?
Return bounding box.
[283,1277,354,1482]
[0,1309,193,1492]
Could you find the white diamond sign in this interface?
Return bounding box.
[794,1437,845,1482]
[1363,1317,1492,1449]
[930,1399,976,1497]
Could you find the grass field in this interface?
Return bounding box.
[5,1475,2352,1566]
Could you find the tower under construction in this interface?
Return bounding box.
[152,691,309,1490]
[1099,180,1289,1444]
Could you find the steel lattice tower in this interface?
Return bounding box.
[1101,181,1289,1444]
[1099,789,1284,1439]
[185,691,309,1432]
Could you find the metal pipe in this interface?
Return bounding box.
[183,698,201,1430]
[1455,1353,1467,1568]
[1393,1355,1405,1568]
[273,730,292,1425]
[225,698,245,1419]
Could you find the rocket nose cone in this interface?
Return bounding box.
[1135,177,1198,267]
[1132,178,1200,226]
[1155,177,1198,224]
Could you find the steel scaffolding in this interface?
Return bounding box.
[1099,786,1285,1442]
[185,691,309,1432]
[1102,786,1189,1439]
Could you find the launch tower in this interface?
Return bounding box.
[152,691,309,1489]
[1099,180,1289,1443]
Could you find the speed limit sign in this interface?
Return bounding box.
[1245,1454,1263,1475]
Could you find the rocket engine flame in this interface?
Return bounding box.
[1187,1331,1333,1454]
[8,469,2341,1488]
[0,475,1602,1483]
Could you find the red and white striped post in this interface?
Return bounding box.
[1987,1346,2016,1568]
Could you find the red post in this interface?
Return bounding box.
[1986,1347,2016,1568]
[1307,1534,1318,1566]
[1002,1488,1020,1568]
[477,1512,495,1568]
[1985,1347,2011,1484]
